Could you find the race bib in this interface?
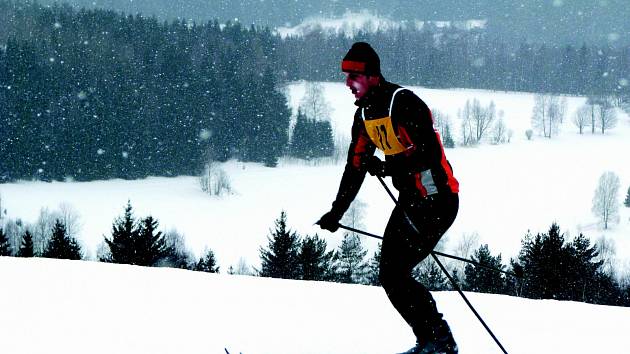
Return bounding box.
[363,116,406,155]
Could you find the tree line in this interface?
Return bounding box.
[257,213,630,307]
[2,203,630,307]
[0,201,220,271]
[462,224,629,306]
[1,1,630,182]
[280,26,630,98]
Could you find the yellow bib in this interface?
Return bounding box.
[362,87,408,155]
[363,116,406,155]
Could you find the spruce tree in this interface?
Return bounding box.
[365,244,382,286]
[463,244,505,294]
[102,201,137,264]
[194,249,220,273]
[134,216,171,267]
[102,202,171,266]
[259,211,301,279]
[515,223,612,303]
[42,220,82,260]
[565,234,603,302]
[289,109,309,159]
[518,223,566,299]
[413,259,448,291]
[298,234,334,281]
[0,228,11,256]
[314,120,334,158]
[624,186,630,207]
[505,259,524,297]
[442,122,456,148]
[17,230,34,257]
[289,109,334,160]
[257,67,290,167]
[333,234,369,284]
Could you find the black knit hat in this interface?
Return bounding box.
[341,42,381,76]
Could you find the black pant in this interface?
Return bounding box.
[379,193,459,342]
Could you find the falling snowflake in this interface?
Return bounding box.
[472,57,485,68]
[199,129,212,141]
[97,149,105,155]
[607,33,620,42]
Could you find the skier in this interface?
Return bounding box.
[317,42,460,354]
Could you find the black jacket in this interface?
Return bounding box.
[330,80,459,218]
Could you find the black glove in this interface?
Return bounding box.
[317,211,342,232]
[366,155,388,177]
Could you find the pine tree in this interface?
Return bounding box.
[333,234,369,284]
[514,223,612,303]
[504,259,524,297]
[413,258,448,291]
[289,109,309,159]
[518,223,566,299]
[134,216,171,267]
[16,230,34,257]
[365,244,382,286]
[102,201,137,264]
[442,122,456,148]
[624,186,630,207]
[298,234,334,281]
[194,249,220,273]
[313,120,334,158]
[42,220,82,260]
[289,109,334,160]
[257,67,290,167]
[102,202,171,266]
[0,227,11,256]
[259,211,301,279]
[564,234,602,302]
[463,244,505,294]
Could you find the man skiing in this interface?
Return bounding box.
[317,42,460,354]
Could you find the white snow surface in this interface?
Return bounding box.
[1,82,630,353]
[1,256,629,354]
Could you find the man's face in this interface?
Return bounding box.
[344,72,378,100]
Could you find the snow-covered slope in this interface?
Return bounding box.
[1,256,629,354]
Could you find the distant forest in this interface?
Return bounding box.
[29,0,630,47]
[1,1,629,181]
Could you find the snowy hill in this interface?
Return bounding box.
[1,256,629,354]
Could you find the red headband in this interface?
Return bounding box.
[341,60,366,73]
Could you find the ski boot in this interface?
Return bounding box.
[397,323,458,354]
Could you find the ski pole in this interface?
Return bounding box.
[373,175,510,354]
[337,223,519,278]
